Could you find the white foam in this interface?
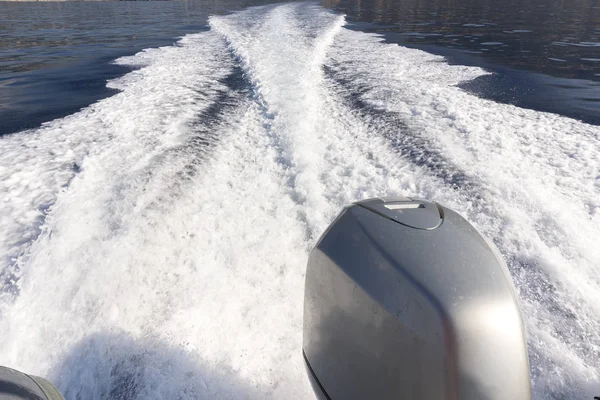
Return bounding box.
[0,29,243,396]
[0,32,234,309]
[0,3,599,400]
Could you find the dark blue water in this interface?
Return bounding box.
[1,0,599,136]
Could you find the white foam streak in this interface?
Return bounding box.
[210,4,350,236]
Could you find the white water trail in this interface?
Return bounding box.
[0,3,598,399]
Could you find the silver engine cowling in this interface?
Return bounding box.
[303,196,531,400]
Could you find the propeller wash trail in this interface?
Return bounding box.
[0,3,599,399]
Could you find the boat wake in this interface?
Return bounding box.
[0,2,598,399]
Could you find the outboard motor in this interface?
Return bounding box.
[303,196,531,400]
